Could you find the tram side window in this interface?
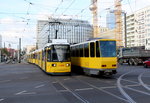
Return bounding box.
[42,51,45,61]
[33,54,35,59]
[84,43,89,57]
[47,49,51,62]
[90,42,95,57]
[35,54,37,59]
[80,45,83,57]
[96,41,100,57]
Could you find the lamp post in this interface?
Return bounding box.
[47,21,62,42]
[18,38,21,63]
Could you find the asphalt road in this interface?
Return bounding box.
[0,62,150,103]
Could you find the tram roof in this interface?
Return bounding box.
[45,39,69,47]
[71,38,116,47]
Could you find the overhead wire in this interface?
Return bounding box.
[127,0,134,14]
[61,0,76,15]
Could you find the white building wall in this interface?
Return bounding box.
[122,6,150,49]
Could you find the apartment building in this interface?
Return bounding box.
[122,6,150,49]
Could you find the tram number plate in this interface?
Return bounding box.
[59,65,64,67]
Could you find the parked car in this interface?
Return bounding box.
[143,59,150,68]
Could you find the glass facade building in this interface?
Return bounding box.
[106,10,115,29]
[37,19,92,49]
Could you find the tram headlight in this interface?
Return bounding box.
[52,64,57,67]
[66,63,70,67]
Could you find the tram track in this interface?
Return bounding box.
[72,70,150,103]
[117,71,137,103]
[117,69,150,103]
[138,72,150,91]
[53,78,90,103]
[74,76,129,103]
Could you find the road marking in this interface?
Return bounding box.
[75,88,93,91]
[35,84,45,88]
[22,92,36,95]
[52,82,57,83]
[0,80,11,83]
[77,78,129,102]
[15,90,26,95]
[59,90,68,92]
[100,86,117,89]
[125,86,150,96]
[138,72,150,91]
[121,79,139,84]
[64,78,70,81]
[117,71,137,103]
[15,90,36,95]
[0,99,4,102]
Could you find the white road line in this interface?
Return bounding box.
[100,86,117,89]
[0,99,4,102]
[125,86,150,96]
[35,84,45,88]
[126,84,141,87]
[22,92,36,95]
[52,82,57,83]
[75,88,93,91]
[15,90,26,95]
[0,80,11,83]
[59,90,68,92]
[138,72,150,91]
[64,78,70,81]
[76,78,129,102]
[117,71,136,103]
[121,79,139,84]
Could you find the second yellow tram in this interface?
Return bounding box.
[71,39,117,76]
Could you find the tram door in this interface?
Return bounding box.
[42,50,46,71]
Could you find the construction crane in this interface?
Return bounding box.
[114,0,122,47]
[89,0,99,38]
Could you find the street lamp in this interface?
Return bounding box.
[18,38,21,63]
[47,21,62,42]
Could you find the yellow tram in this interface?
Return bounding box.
[71,39,117,76]
[27,39,71,75]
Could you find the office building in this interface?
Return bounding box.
[106,10,116,29]
[37,18,92,49]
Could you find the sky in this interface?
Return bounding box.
[0,0,150,49]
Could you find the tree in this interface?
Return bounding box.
[1,48,10,56]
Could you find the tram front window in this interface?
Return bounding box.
[52,45,70,62]
[100,41,116,57]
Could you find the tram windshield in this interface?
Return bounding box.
[100,41,116,57]
[52,45,70,62]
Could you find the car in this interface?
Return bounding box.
[143,59,150,68]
